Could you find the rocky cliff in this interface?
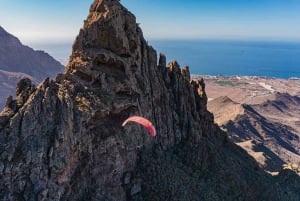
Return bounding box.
[0,70,37,110]
[0,0,299,200]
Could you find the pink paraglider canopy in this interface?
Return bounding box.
[122,116,156,137]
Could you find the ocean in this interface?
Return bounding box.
[150,39,300,79]
[29,39,300,79]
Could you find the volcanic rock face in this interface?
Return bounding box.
[0,70,36,109]
[0,0,299,200]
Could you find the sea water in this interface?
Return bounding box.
[30,39,300,79]
[150,39,300,79]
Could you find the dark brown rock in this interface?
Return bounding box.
[16,78,35,107]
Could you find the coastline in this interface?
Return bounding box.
[192,74,300,105]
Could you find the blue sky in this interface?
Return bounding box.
[1,0,300,43]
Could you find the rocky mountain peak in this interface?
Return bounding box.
[63,0,209,149]
[67,0,143,81]
[0,0,299,200]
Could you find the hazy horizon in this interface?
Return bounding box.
[1,0,300,44]
[23,38,300,79]
[1,0,300,79]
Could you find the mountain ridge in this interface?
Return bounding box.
[0,26,64,109]
[0,26,22,46]
[0,25,64,82]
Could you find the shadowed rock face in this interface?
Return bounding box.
[0,0,299,200]
[0,70,36,110]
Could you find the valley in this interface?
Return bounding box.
[199,75,300,174]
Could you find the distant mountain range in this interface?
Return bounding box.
[0,26,64,109]
[208,90,300,173]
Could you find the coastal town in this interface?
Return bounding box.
[193,75,300,104]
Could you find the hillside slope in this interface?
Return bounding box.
[208,93,300,172]
[0,26,64,81]
[207,96,244,126]
[0,0,299,200]
[0,26,64,109]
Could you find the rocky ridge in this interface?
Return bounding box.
[0,0,299,200]
[0,70,37,110]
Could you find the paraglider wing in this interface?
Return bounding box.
[122,116,156,137]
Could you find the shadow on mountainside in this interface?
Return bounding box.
[226,103,300,172]
[252,142,285,171]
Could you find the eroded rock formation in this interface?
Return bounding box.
[0,0,299,200]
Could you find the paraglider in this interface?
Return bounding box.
[122,116,156,137]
